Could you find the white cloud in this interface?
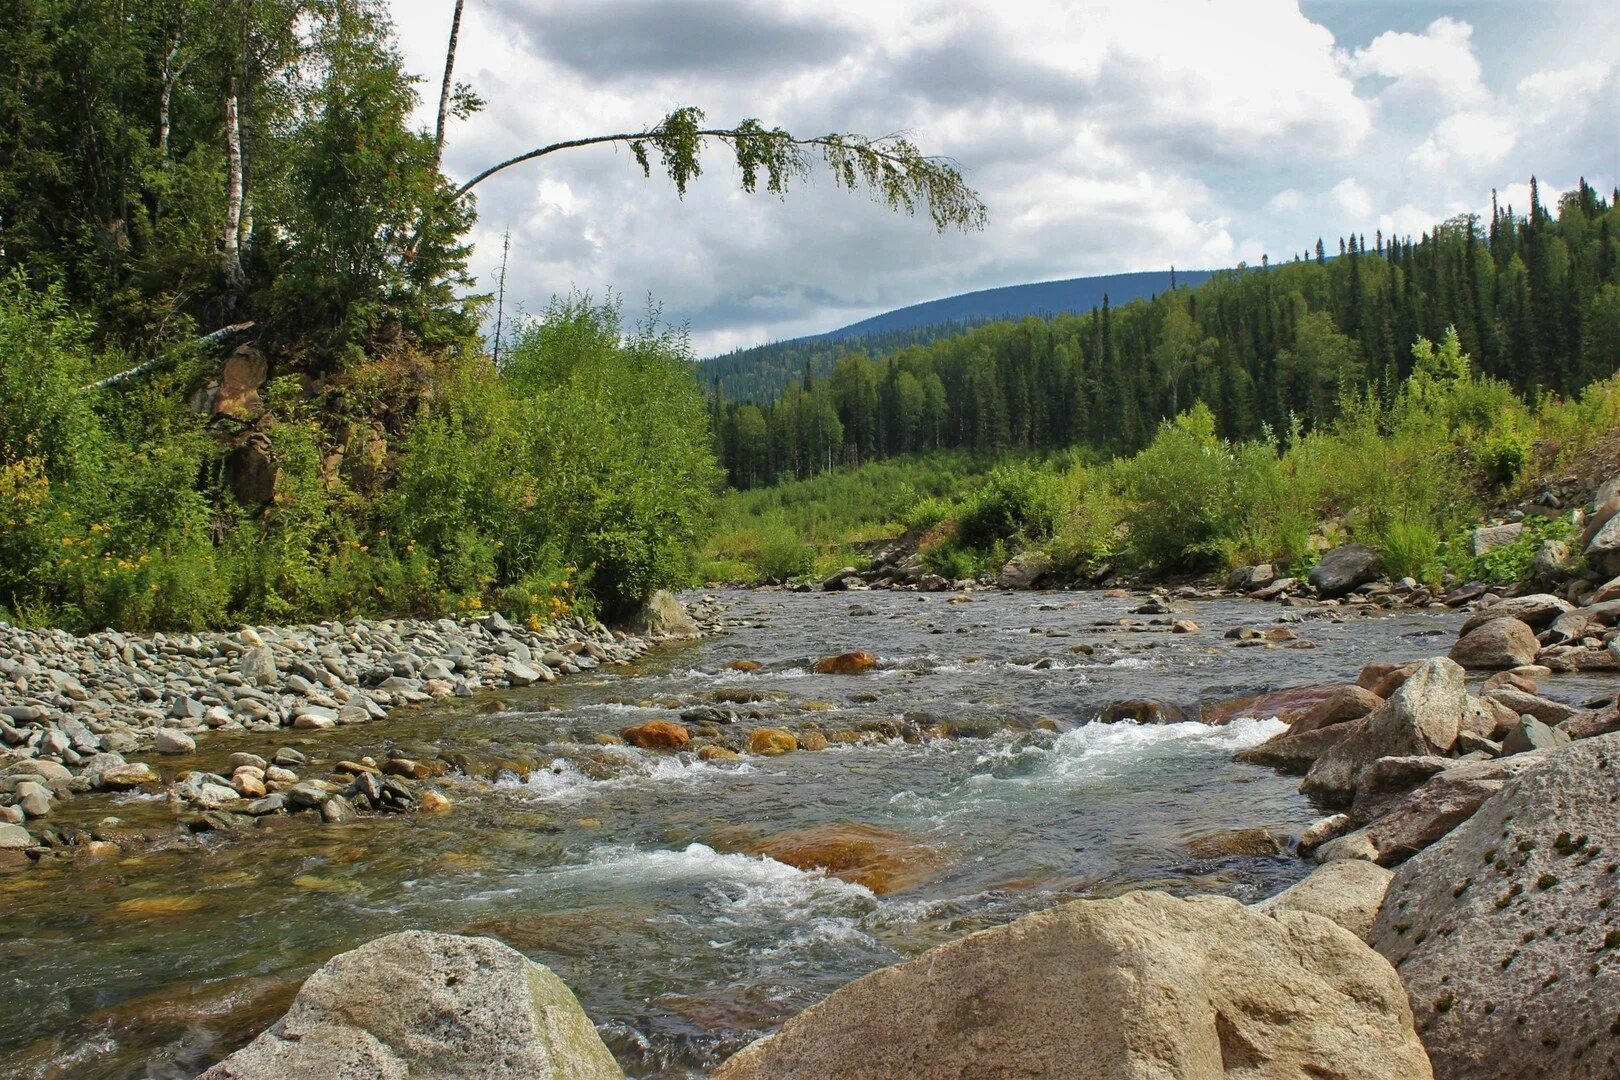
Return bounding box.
[1332,178,1373,219]
[1410,110,1518,174]
[1345,16,1487,110]
[384,1,1617,353]
[1517,61,1612,105]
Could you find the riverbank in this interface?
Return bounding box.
[0,593,728,862]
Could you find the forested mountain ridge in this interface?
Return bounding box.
[701,268,1213,402]
[713,180,1620,489]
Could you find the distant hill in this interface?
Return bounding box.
[700,268,1215,402]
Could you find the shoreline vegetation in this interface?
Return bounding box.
[704,331,1620,595]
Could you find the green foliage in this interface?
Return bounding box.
[1443,516,1578,585]
[723,323,1604,593]
[0,287,717,629]
[1372,517,1443,583]
[1116,405,1239,570]
[954,462,1063,550]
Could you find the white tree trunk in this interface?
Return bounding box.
[224,92,244,286]
[433,0,466,168]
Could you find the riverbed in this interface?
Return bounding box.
[1,588,1474,1078]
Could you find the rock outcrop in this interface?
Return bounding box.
[200,930,622,1079]
[1371,733,1620,1079]
[628,590,700,639]
[714,891,1431,1080]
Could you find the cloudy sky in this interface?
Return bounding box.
[386,0,1619,355]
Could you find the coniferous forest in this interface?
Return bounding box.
[713,183,1620,488]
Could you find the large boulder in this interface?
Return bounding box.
[1309,544,1384,597]
[1292,684,1383,734]
[1319,755,1542,867]
[1302,659,1465,808]
[1371,733,1620,1079]
[1448,617,1540,670]
[1256,859,1394,941]
[628,590,700,639]
[714,891,1430,1080]
[199,931,622,1079]
[1471,522,1524,556]
[997,551,1054,589]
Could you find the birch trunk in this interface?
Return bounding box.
[223,91,244,286]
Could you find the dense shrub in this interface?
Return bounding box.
[0,285,719,629]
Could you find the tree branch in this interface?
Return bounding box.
[82,322,256,391]
[446,108,987,233]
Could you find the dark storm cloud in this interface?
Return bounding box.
[493,0,855,80]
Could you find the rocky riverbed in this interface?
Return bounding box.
[3,572,1618,1077]
[0,593,725,860]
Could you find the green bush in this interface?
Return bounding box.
[1116,404,1240,570]
[954,461,1063,550]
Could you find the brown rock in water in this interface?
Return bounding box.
[728,660,763,672]
[1235,719,1363,775]
[751,823,944,894]
[199,931,621,1079]
[812,651,879,675]
[1358,660,1422,699]
[1372,733,1620,1080]
[1292,685,1383,734]
[713,891,1430,1080]
[1301,658,1464,808]
[620,720,691,751]
[697,745,741,762]
[1448,617,1540,670]
[746,728,798,756]
[1098,698,1190,724]
[1184,827,1285,859]
[1199,684,1342,727]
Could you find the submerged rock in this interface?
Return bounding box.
[751,823,944,894]
[812,651,880,675]
[746,728,798,755]
[199,930,622,1079]
[619,720,691,751]
[713,891,1430,1079]
[1371,733,1620,1080]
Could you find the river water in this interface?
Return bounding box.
[0,588,1472,1078]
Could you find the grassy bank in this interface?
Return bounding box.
[706,328,1620,587]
